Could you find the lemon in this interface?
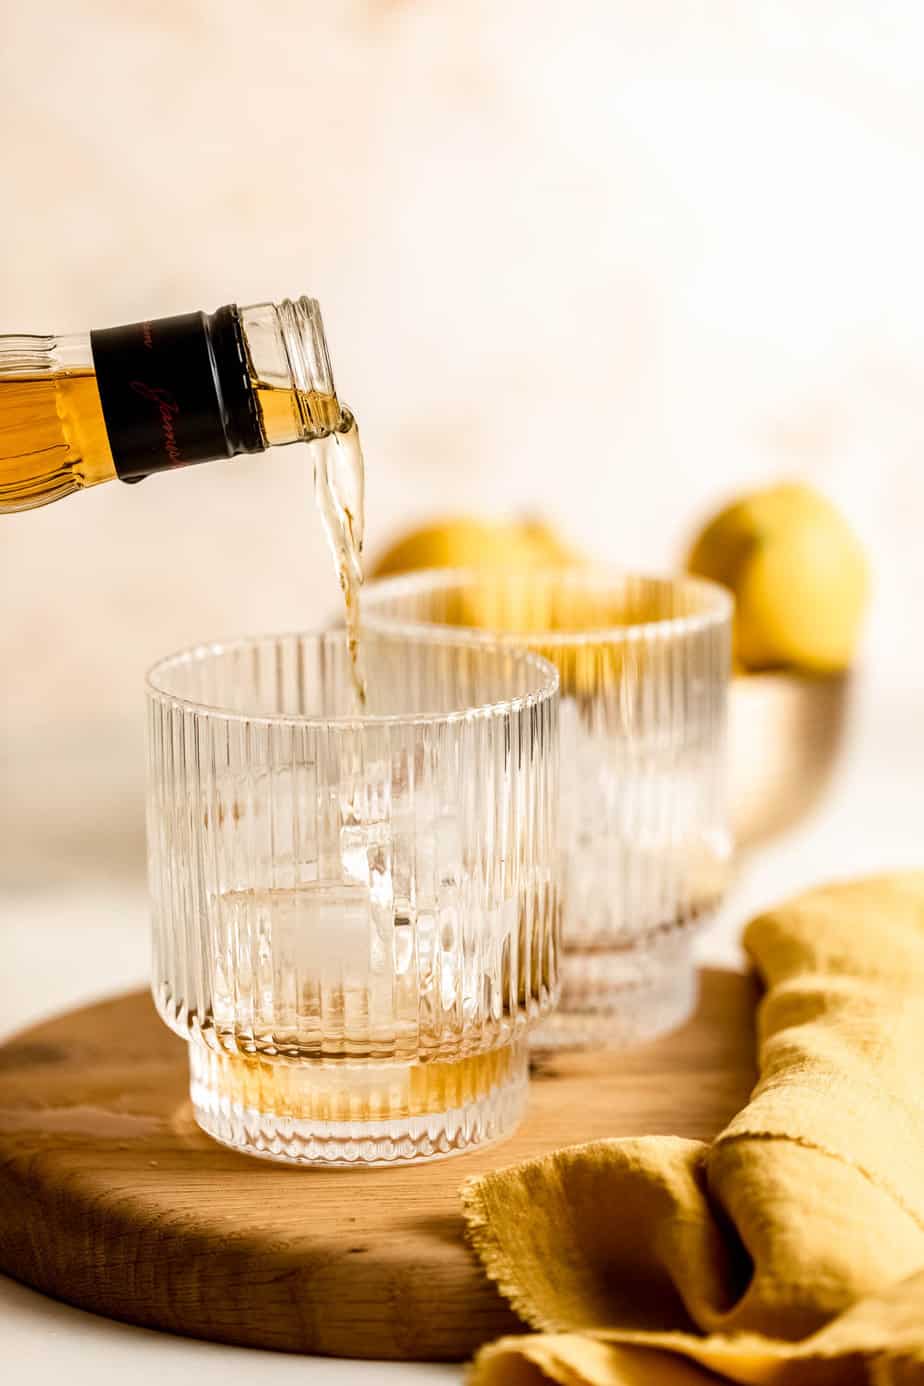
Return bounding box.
[371,517,575,579]
[687,482,868,673]
[370,517,578,640]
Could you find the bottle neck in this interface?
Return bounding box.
[238,298,347,448]
[89,298,344,483]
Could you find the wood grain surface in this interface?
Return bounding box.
[0,969,757,1361]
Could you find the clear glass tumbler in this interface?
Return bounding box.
[146,630,559,1165]
[363,568,732,1049]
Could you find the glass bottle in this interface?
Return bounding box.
[0,298,352,512]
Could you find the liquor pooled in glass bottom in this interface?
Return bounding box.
[147,630,559,1166]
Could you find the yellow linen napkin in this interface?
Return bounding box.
[462,874,924,1385]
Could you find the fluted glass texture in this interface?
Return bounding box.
[362,569,732,1049]
[147,631,559,1164]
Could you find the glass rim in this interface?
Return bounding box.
[362,565,734,648]
[145,627,559,729]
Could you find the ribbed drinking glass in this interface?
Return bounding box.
[363,568,732,1049]
[147,630,559,1165]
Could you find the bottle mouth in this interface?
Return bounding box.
[238,296,349,445]
[277,297,337,402]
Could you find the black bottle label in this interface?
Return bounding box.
[90,307,263,482]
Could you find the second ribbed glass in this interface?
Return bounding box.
[363,569,733,1049]
[147,631,559,1165]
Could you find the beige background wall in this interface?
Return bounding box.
[2,1,923,892]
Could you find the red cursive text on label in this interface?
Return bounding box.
[129,380,183,465]
[141,322,154,350]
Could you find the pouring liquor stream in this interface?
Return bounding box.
[313,411,367,707]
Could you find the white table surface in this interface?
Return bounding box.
[3,671,921,1382]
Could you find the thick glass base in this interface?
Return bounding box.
[532,930,699,1051]
[189,1036,528,1167]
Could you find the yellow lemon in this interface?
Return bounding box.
[371,516,576,579]
[687,482,868,673]
[370,516,580,639]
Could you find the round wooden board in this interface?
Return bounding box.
[0,970,757,1361]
